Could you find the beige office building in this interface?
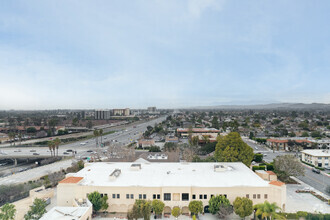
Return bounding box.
[57,162,286,214]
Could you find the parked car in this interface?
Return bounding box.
[312,167,321,174]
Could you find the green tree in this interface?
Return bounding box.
[301,131,309,137]
[53,138,61,157]
[171,207,181,219]
[93,129,99,147]
[99,129,103,146]
[254,201,283,220]
[211,116,220,129]
[274,155,304,181]
[208,195,230,214]
[87,191,109,213]
[86,120,93,129]
[47,141,55,157]
[26,127,37,134]
[233,197,253,219]
[151,199,165,218]
[188,201,203,215]
[0,203,16,220]
[254,153,263,163]
[215,132,254,166]
[24,198,47,220]
[133,200,151,220]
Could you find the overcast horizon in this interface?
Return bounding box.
[1,1,330,110]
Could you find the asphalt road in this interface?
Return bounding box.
[0,116,166,184]
[243,137,330,195]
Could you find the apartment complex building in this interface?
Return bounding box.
[176,128,220,143]
[301,149,330,168]
[95,109,111,120]
[57,162,286,214]
[95,108,130,119]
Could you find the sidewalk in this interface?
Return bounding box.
[290,176,330,200]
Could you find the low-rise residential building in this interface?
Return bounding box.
[165,135,179,143]
[301,149,330,168]
[57,162,286,214]
[137,138,155,148]
[266,138,312,151]
[177,128,220,143]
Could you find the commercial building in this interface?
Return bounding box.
[94,109,111,120]
[57,162,286,214]
[112,108,130,116]
[301,149,330,168]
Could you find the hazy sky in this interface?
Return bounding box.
[0,0,329,109]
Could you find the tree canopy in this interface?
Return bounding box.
[24,198,47,220]
[215,132,254,166]
[274,155,304,181]
[254,201,283,220]
[188,201,203,215]
[0,203,16,220]
[233,197,253,219]
[208,195,230,214]
[151,199,165,216]
[87,191,109,213]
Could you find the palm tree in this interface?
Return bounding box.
[99,129,103,147]
[48,141,54,157]
[18,133,22,146]
[54,138,61,156]
[254,201,284,220]
[93,130,99,147]
[8,132,15,146]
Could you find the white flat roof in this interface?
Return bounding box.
[73,162,269,188]
[302,150,330,157]
[40,206,90,220]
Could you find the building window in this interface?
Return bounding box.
[131,194,134,199]
[139,194,142,199]
[105,194,108,198]
[192,195,196,200]
[143,194,147,199]
[264,194,268,199]
[199,194,203,199]
[126,194,129,199]
[153,194,156,199]
[257,194,260,199]
[223,194,227,198]
[253,194,256,199]
[157,194,160,199]
[204,195,207,200]
[164,193,171,201]
[182,193,189,201]
[211,195,214,198]
[117,194,120,199]
[246,194,249,199]
[112,194,116,199]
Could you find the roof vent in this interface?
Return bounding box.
[109,169,121,181]
[131,164,141,171]
[214,164,227,172]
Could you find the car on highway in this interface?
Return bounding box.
[312,167,321,174]
[80,142,86,146]
[14,149,21,152]
[87,150,93,153]
[66,149,73,152]
[33,153,39,155]
[63,152,69,155]
[30,150,36,152]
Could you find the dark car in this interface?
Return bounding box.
[33,153,39,155]
[63,152,69,155]
[87,150,93,153]
[30,150,36,152]
[66,149,73,152]
[312,167,321,174]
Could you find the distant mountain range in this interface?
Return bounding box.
[189,103,330,110]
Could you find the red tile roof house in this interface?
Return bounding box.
[266,139,312,151]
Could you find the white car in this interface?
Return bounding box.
[80,142,86,146]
